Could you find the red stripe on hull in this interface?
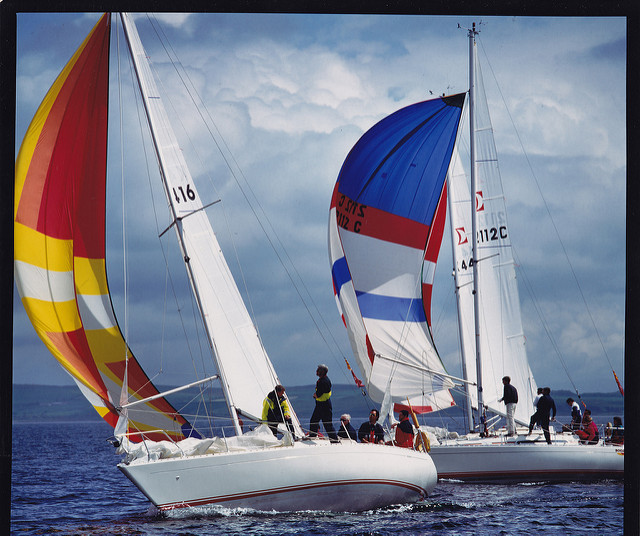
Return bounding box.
[437,468,624,481]
[157,478,427,511]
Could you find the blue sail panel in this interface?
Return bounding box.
[355,292,427,323]
[336,94,464,226]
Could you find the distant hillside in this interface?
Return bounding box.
[12,384,624,425]
[13,384,101,422]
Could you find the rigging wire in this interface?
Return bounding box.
[115,11,131,409]
[477,36,623,397]
[144,14,355,385]
[513,250,586,407]
[143,14,281,394]
[116,16,216,425]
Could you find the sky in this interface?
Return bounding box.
[13,13,626,399]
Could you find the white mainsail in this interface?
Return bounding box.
[121,13,299,432]
[447,52,537,426]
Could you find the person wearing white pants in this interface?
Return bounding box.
[498,376,518,436]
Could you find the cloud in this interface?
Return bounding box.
[13,13,626,397]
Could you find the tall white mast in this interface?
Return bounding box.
[468,22,486,434]
[119,12,243,434]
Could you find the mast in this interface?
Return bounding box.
[468,22,486,435]
[447,173,475,434]
[119,12,243,435]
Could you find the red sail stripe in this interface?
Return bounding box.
[105,360,188,422]
[332,184,429,250]
[425,183,447,264]
[17,14,110,251]
[421,183,448,327]
[46,329,111,402]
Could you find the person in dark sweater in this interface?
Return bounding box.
[498,376,518,436]
[358,409,385,444]
[563,397,582,432]
[532,387,556,444]
[338,413,357,440]
[309,364,338,440]
[529,387,544,433]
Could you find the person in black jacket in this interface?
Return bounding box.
[498,376,518,436]
[309,364,338,440]
[528,387,544,434]
[534,387,556,444]
[358,409,385,444]
[338,413,357,440]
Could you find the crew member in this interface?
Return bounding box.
[262,384,294,436]
[390,410,414,448]
[498,376,518,436]
[309,364,338,440]
[358,409,385,444]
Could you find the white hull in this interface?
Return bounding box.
[430,431,624,482]
[118,439,437,512]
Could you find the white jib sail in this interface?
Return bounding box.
[120,13,300,433]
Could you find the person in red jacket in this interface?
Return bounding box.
[575,410,600,444]
[390,410,414,448]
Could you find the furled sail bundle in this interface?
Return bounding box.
[329,94,466,413]
[14,14,194,440]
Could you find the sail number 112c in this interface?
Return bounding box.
[478,226,508,243]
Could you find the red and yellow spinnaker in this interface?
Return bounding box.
[14,14,194,441]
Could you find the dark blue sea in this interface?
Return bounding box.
[11,421,623,535]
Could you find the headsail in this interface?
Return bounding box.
[119,13,300,434]
[448,55,537,425]
[329,95,465,413]
[14,14,194,440]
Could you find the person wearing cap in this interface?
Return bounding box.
[309,364,338,440]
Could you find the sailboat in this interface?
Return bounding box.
[329,23,623,481]
[14,12,438,512]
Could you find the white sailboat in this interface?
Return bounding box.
[329,23,623,481]
[14,12,437,513]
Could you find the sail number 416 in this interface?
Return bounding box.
[173,185,196,204]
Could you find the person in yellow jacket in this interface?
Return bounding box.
[262,384,294,436]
